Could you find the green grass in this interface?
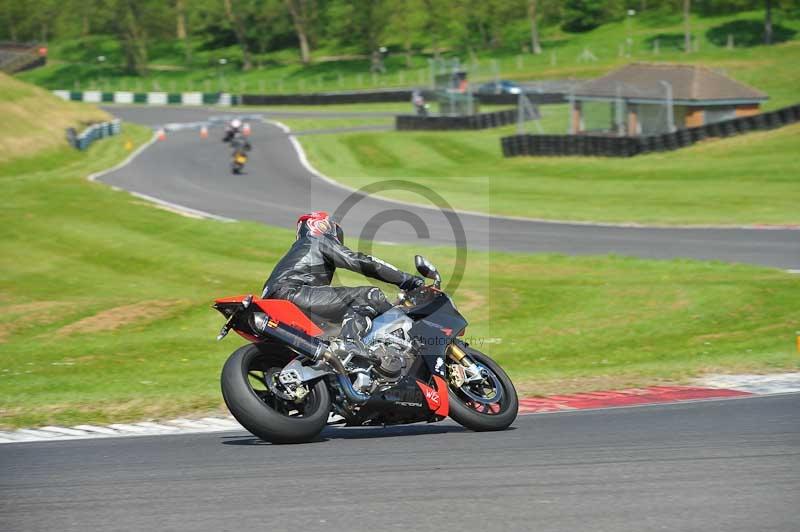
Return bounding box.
[19,11,800,110]
[1,121,799,429]
[294,119,800,225]
[0,72,110,162]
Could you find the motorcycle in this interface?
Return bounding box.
[231,148,248,175]
[213,255,518,443]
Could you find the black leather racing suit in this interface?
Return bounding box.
[261,232,422,342]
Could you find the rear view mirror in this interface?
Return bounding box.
[414,255,438,280]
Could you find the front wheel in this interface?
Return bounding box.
[221,344,331,443]
[446,345,518,431]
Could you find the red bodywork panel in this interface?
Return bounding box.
[416,375,449,417]
[214,295,324,337]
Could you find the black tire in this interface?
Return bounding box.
[221,344,331,444]
[447,346,518,431]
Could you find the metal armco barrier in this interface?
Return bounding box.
[240,89,413,105]
[396,109,519,131]
[240,90,565,106]
[501,103,800,158]
[53,91,237,106]
[55,88,567,107]
[66,119,122,150]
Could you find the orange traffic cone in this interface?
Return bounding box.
[200,125,208,139]
[156,128,166,141]
[242,123,251,137]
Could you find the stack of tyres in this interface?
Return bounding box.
[738,117,754,133]
[765,111,781,129]
[753,113,768,130]
[677,129,693,147]
[721,121,737,137]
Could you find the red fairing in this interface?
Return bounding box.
[214,295,324,337]
[416,376,449,417]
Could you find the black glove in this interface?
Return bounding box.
[400,275,426,291]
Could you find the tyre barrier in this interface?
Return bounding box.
[65,119,121,150]
[396,108,521,131]
[476,92,565,106]
[501,103,800,158]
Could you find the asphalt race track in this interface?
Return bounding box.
[101,105,800,270]
[2,395,798,532]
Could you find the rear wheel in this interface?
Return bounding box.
[221,344,330,443]
[446,345,518,431]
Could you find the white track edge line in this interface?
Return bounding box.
[265,118,800,232]
[86,130,236,223]
[3,391,798,445]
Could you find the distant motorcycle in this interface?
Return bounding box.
[213,255,518,444]
[229,137,251,175]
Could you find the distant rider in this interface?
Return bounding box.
[223,118,251,156]
[261,211,425,354]
[222,118,243,143]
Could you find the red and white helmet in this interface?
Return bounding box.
[296,211,343,243]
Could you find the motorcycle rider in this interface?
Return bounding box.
[261,211,425,356]
[222,118,243,142]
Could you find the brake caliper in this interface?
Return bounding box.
[448,363,466,388]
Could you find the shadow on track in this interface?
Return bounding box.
[219,423,478,445]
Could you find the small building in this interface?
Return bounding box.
[570,63,767,136]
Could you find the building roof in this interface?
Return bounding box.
[573,63,767,104]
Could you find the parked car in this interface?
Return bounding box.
[476,80,522,95]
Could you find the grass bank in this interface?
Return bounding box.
[1,127,798,429]
[0,73,110,162]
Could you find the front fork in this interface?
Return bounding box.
[446,343,483,388]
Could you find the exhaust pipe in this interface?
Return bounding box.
[320,351,370,404]
[252,312,369,404]
[252,312,327,360]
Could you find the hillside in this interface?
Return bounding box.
[0,73,109,162]
[17,10,800,108]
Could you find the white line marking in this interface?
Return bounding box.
[108,423,158,434]
[87,132,158,183]
[87,131,236,222]
[4,391,800,445]
[16,429,63,439]
[128,191,236,222]
[73,424,120,435]
[39,426,90,437]
[266,118,800,231]
[133,422,181,432]
[786,269,800,274]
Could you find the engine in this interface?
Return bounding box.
[349,308,416,393]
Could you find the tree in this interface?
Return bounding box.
[117,0,149,75]
[528,0,542,54]
[764,0,774,44]
[223,0,252,70]
[285,0,313,64]
[176,0,192,62]
[562,0,612,32]
[683,0,691,53]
